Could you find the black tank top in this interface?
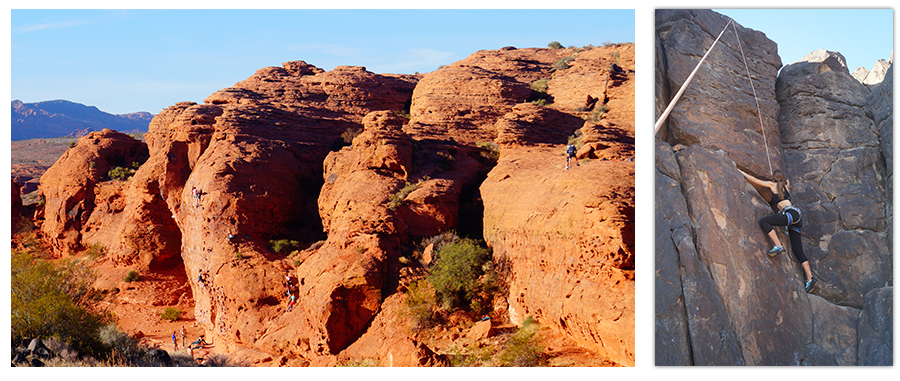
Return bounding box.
[769,188,791,211]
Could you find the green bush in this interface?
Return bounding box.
[86,242,107,259]
[124,270,139,283]
[547,41,563,49]
[161,307,183,322]
[388,180,423,210]
[427,237,492,310]
[107,166,136,181]
[99,324,145,363]
[552,56,575,71]
[530,79,548,93]
[476,141,500,162]
[498,316,546,366]
[11,250,110,357]
[270,239,301,254]
[400,280,438,330]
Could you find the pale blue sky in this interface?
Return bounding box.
[10,9,635,115]
[714,8,893,72]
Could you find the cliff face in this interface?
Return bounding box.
[655,9,892,366]
[34,45,635,366]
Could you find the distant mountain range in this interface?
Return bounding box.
[11,99,153,141]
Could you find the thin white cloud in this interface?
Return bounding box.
[13,10,131,34]
[14,19,91,33]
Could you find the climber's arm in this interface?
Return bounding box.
[738,169,774,188]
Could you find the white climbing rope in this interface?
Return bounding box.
[655,18,733,135]
[731,19,774,177]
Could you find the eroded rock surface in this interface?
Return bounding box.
[33,44,636,366]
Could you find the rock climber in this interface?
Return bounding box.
[172,331,178,351]
[287,293,296,312]
[192,186,203,207]
[565,143,579,170]
[180,325,187,348]
[190,335,211,349]
[283,274,292,297]
[739,169,817,292]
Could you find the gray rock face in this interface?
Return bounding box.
[655,9,893,366]
[777,50,892,309]
[656,9,783,178]
[857,287,893,365]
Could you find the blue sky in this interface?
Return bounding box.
[714,9,893,73]
[10,9,635,115]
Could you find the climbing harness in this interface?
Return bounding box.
[782,205,803,232]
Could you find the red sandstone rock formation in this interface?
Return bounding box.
[32,44,636,366]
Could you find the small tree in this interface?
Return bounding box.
[427,238,492,310]
[11,251,110,357]
[161,307,183,322]
[547,41,563,49]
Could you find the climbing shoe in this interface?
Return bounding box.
[767,245,785,257]
[805,278,817,293]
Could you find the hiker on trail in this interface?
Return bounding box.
[739,169,817,293]
[172,331,178,351]
[565,144,579,170]
[180,325,187,348]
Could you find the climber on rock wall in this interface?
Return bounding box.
[739,169,817,293]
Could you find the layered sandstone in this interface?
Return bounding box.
[33,44,635,366]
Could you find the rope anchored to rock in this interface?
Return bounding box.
[655,16,774,177]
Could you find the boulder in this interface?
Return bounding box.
[37,129,149,256]
[466,319,496,340]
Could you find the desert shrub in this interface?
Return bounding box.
[427,237,492,310]
[160,307,183,322]
[270,239,301,254]
[400,280,438,330]
[124,270,139,283]
[530,78,548,93]
[530,98,550,106]
[498,316,546,366]
[203,353,246,367]
[611,49,621,65]
[107,166,136,181]
[552,56,575,71]
[590,104,609,122]
[85,242,107,259]
[567,129,584,150]
[99,324,145,363]
[476,141,500,162]
[388,180,423,210]
[11,250,110,357]
[547,41,563,49]
[342,128,363,145]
